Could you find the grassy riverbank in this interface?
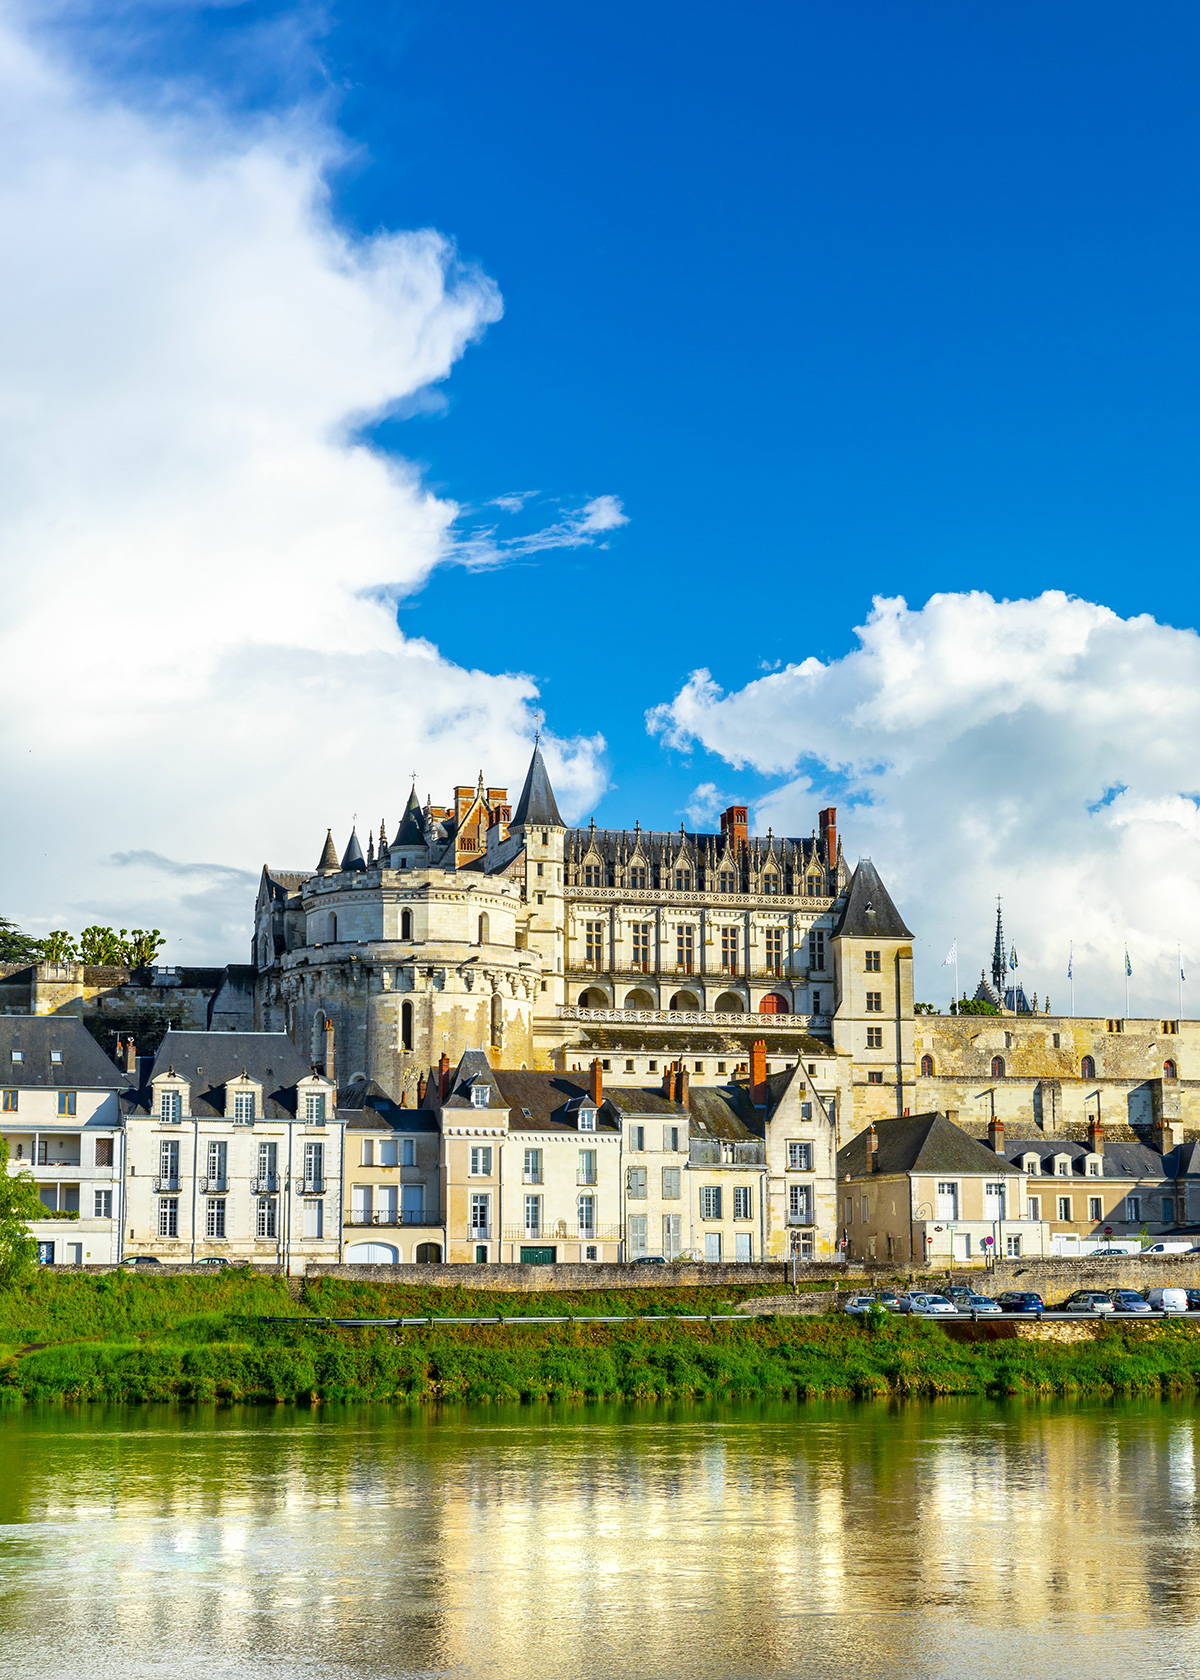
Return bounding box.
[4,1272,1200,1404]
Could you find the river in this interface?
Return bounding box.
[1,1399,1199,1678]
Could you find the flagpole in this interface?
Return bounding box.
[1180,944,1184,1022]
[1125,946,1130,1020]
[955,944,959,1012]
[1069,941,1074,1019]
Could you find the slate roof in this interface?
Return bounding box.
[1003,1138,1174,1181]
[0,1016,127,1091]
[493,1070,620,1133]
[832,859,912,940]
[392,787,425,849]
[337,1077,439,1132]
[316,829,339,872]
[569,1027,834,1054]
[440,1049,505,1110]
[141,1031,324,1120]
[340,829,366,872]
[602,1087,690,1118]
[601,1083,759,1141]
[511,745,564,828]
[839,1113,1023,1178]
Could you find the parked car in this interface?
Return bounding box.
[873,1291,903,1311]
[996,1291,1044,1314]
[1108,1289,1153,1314]
[122,1255,162,1267]
[195,1257,231,1269]
[1060,1290,1116,1314]
[844,1295,880,1316]
[632,1255,666,1265]
[945,1286,976,1305]
[1185,1290,1200,1312]
[895,1292,957,1315]
[956,1294,1002,1315]
[1141,1242,1195,1255]
[1146,1287,1189,1313]
[1089,1246,1142,1258]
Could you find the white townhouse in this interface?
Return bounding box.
[0,1016,126,1266]
[125,1031,340,1273]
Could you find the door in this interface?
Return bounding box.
[735,1232,752,1261]
[352,1184,371,1222]
[704,1232,722,1262]
[377,1184,398,1223]
[66,1243,83,1266]
[346,1242,398,1264]
[984,1182,1006,1220]
[37,1242,54,1264]
[520,1246,556,1264]
[401,1184,424,1223]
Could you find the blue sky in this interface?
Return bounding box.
[6,1,1200,1006]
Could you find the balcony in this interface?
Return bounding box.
[469,1225,492,1242]
[295,1178,325,1195]
[577,1173,598,1187]
[522,1173,543,1185]
[197,1177,228,1194]
[786,1213,816,1227]
[152,1175,181,1193]
[251,1175,279,1195]
[689,1140,766,1167]
[503,1222,621,1242]
[347,1211,442,1228]
[558,1005,816,1031]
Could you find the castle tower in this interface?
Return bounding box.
[830,858,916,1137]
[508,743,567,1020]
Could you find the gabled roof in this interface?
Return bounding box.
[441,1048,505,1110]
[337,1076,439,1132]
[140,1031,326,1120]
[511,744,564,828]
[0,1016,127,1092]
[494,1070,619,1133]
[832,858,912,940]
[839,1113,1022,1178]
[689,1085,759,1141]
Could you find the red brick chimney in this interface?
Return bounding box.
[124,1036,137,1076]
[438,1052,451,1100]
[867,1122,878,1172]
[988,1115,1005,1154]
[678,1065,690,1109]
[1088,1115,1104,1156]
[720,805,749,852]
[819,807,837,868]
[661,1062,674,1098]
[589,1057,603,1106]
[750,1039,767,1106]
[324,1017,335,1087]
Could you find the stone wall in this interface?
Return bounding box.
[986,1254,1200,1297]
[308,1259,812,1290]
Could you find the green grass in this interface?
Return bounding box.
[3,1271,1199,1406]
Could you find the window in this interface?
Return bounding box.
[1056,1159,1068,1177]
[206,1140,227,1188]
[302,1199,324,1240]
[1162,1197,1175,1222]
[648,1061,657,1073]
[865,950,881,972]
[1005,1235,1021,1258]
[1081,1056,1095,1080]
[401,999,414,1052]
[811,991,821,1013]
[717,1061,726,1074]
[807,878,821,898]
[920,1055,934,1077]
[789,1183,812,1223]
[1027,1196,1040,1221]
[788,1142,812,1171]
[735,1232,753,1261]
[1126,1195,1141,1222]
[763,872,779,896]
[304,1141,324,1188]
[990,1057,1005,1079]
[1057,1196,1072,1221]
[35,1139,47,1165]
[9,1051,21,1063]
[866,1026,883,1049]
[578,1149,597,1185]
[630,1125,645,1151]
[578,1107,597,1131]
[93,1189,112,1218]
[627,1167,647,1198]
[866,992,882,1013]
[764,927,783,973]
[1,1091,15,1112]
[583,864,602,888]
[469,1146,493,1176]
[867,1071,883,1085]
[470,1083,489,1108]
[541,831,549,846]
[719,870,736,893]
[936,1182,958,1220]
[470,1193,490,1234]
[733,1186,752,1220]
[700,1185,723,1220]
[844,1196,853,1224]
[159,1139,179,1186]
[628,1213,647,1257]
[984,1182,1006,1219]
[524,1194,542,1236]
[158,1198,178,1238]
[1052,1032,1061,1048]
[694,1062,703,1074]
[585,921,604,967]
[523,1148,542,1184]
[675,870,691,892]
[95,1137,113,1167]
[160,1089,182,1122]
[720,926,738,973]
[677,924,695,972]
[1087,1158,1100,1176]
[305,1093,326,1123]
[808,930,825,971]
[705,1232,722,1262]
[630,866,647,890]
[55,1090,76,1117]
[536,862,543,876]
[234,1091,256,1122]
[206,1198,226,1239]
[1106,1019,1124,1034]
[662,1166,681,1199]
[578,1194,596,1235]
[257,1198,277,1239]
[1165,1059,1178,1080]
[50,1050,62,1064]
[663,1214,682,1259]
[256,1141,278,1188]
[663,1125,680,1151]
[631,923,651,970]
[378,1138,398,1167]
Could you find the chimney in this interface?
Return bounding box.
[988,1115,1005,1154]
[417,1073,428,1106]
[438,1052,451,1101]
[661,1063,674,1098]
[124,1036,137,1076]
[867,1122,878,1173]
[324,1017,335,1087]
[720,805,749,852]
[1155,1117,1179,1155]
[678,1065,690,1109]
[1088,1115,1104,1156]
[750,1039,767,1106]
[399,1090,408,1107]
[589,1057,603,1106]
[819,807,837,868]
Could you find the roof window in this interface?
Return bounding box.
[10,1051,22,1062]
[470,1084,489,1108]
[50,1051,63,1063]
[578,1107,597,1131]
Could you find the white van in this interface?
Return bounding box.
[1146,1287,1189,1313]
[1141,1242,1197,1255]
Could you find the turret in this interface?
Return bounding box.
[316,829,339,876]
[509,742,567,1011]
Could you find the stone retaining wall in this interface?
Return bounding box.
[307,1260,817,1290]
[984,1255,1200,1298]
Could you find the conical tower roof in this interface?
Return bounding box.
[316,829,339,873]
[392,785,425,848]
[341,828,366,872]
[832,858,912,939]
[512,743,564,828]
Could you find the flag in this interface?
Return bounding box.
[1067,945,1073,979]
[942,941,957,967]
[1125,949,1132,978]
[1182,961,1187,983]
[1009,947,1018,970]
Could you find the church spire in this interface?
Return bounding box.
[991,897,1007,997]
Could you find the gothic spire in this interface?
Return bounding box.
[991,897,1007,997]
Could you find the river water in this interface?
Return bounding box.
[2,1399,1199,1679]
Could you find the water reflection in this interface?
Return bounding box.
[2,1400,1200,1678]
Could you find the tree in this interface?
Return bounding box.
[0,1138,46,1289]
[0,917,42,964]
[67,927,166,967]
[123,929,166,967]
[951,997,1001,1017]
[37,930,78,962]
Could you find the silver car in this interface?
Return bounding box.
[897,1292,957,1316]
[956,1294,1002,1315]
[843,1295,879,1316]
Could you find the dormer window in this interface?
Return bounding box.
[1024,1156,1039,1174]
[1057,1159,1069,1176]
[305,1093,326,1123]
[160,1089,182,1122]
[578,1107,597,1132]
[471,1084,489,1108]
[1087,1158,1099,1176]
[234,1092,256,1123]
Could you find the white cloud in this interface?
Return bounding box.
[456,492,629,566]
[0,11,608,959]
[650,590,1200,1015]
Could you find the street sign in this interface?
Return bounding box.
[1105,1226,1113,1237]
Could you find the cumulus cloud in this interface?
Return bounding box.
[650,591,1200,1014]
[0,11,609,959]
